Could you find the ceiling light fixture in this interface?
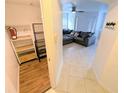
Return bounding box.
[72,6,76,13]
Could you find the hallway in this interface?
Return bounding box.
[46,43,109,93]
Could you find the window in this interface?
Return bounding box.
[63,12,75,30]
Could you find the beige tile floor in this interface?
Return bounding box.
[46,43,109,93]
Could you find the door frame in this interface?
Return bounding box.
[40,0,63,88]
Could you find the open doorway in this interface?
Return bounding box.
[54,1,109,93]
[5,0,51,93]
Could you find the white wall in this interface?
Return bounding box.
[40,0,63,87]
[75,12,98,32]
[92,5,118,93]
[5,2,42,42]
[95,11,106,39]
[76,0,107,12]
[75,8,108,34]
[5,31,19,93]
[5,2,42,25]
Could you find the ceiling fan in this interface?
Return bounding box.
[72,6,85,13]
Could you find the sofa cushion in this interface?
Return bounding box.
[63,29,72,34]
[87,32,94,37]
[75,37,84,41]
[74,32,80,37]
[78,32,93,38]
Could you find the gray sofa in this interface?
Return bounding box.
[63,30,96,47]
[63,35,73,45]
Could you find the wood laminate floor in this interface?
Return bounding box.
[20,58,51,93]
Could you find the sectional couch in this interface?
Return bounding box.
[63,29,96,47]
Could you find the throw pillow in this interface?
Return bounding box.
[74,32,79,37]
[70,31,75,36]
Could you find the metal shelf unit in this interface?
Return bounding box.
[32,23,46,62]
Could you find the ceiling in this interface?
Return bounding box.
[6,0,40,6]
[6,0,117,8]
[61,0,117,12]
[61,0,117,5]
[62,0,109,12]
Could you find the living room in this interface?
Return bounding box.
[63,1,108,47]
